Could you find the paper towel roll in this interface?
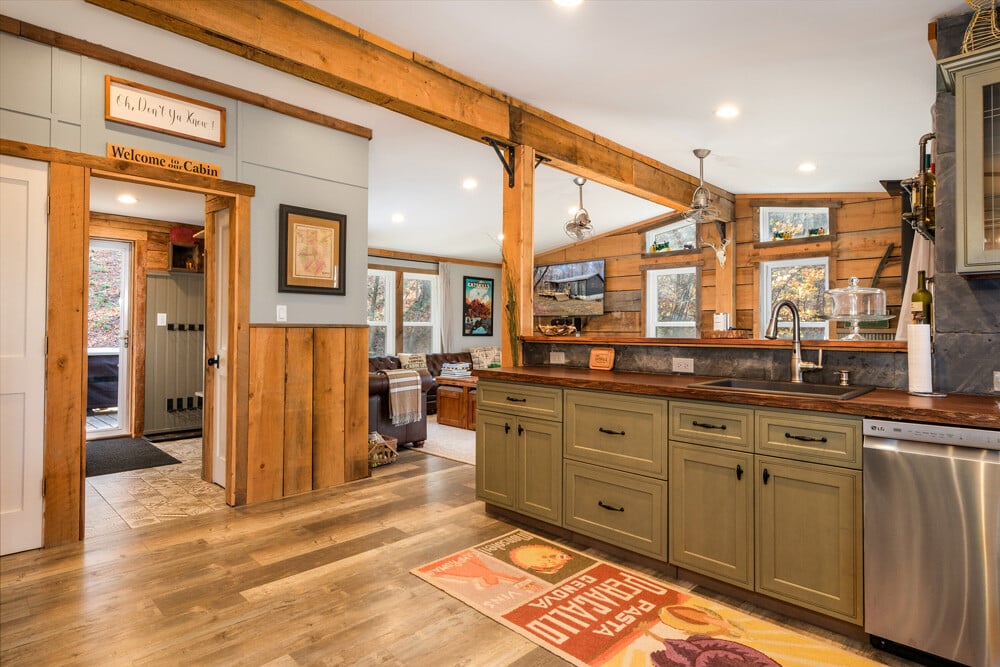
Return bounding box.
[907,324,933,393]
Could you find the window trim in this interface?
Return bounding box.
[749,199,841,243]
[367,268,396,356]
[367,267,441,355]
[401,271,440,353]
[643,264,701,338]
[759,256,830,339]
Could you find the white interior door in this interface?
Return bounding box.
[86,238,132,439]
[211,208,229,486]
[1,155,48,555]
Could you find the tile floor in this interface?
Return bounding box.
[86,437,228,537]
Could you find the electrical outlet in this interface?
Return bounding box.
[276,304,287,322]
[549,350,566,364]
[994,370,1000,392]
[672,357,694,373]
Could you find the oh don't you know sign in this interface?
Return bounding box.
[105,75,226,147]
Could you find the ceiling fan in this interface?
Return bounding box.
[564,176,594,241]
[661,148,731,265]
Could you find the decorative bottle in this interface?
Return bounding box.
[910,270,932,326]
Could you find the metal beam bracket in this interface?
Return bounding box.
[534,154,551,169]
[483,137,516,188]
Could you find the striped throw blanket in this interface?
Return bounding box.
[381,369,422,426]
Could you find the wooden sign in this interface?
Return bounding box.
[105,75,226,146]
[107,143,221,178]
[589,347,615,370]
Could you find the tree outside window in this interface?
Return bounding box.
[366,268,440,356]
[645,266,699,338]
[760,257,829,339]
[367,269,393,355]
[402,274,437,353]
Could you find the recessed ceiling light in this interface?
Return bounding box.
[798,162,817,173]
[553,0,583,7]
[462,177,478,190]
[715,105,740,119]
[117,194,138,204]
[391,213,405,224]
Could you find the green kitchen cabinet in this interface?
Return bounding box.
[755,456,863,622]
[476,380,563,524]
[669,441,753,589]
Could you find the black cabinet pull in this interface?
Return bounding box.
[692,420,726,431]
[736,464,743,480]
[784,432,827,443]
[762,468,770,484]
[506,396,527,403]
[518,424,524,436]
[598,427,625,436]
[207,355,220,367]
[504,422,510,434]
[598,500,624,512]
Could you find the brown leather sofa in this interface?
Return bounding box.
[423,352,474,415]
[368,356,434,447]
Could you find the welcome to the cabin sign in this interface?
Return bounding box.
[105,75,226,147]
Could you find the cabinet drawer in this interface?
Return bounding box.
[564,389,667,478]
[669,400,754,451]
[563,460,666,560]
[477,380,562,420]
[756,409,861,468]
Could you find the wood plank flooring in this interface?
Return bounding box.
[1,450,917,666]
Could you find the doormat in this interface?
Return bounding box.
[412,529,880,667]
[86,437,181,477]
[144,429,202,443]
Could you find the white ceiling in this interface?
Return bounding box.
[6,0,971,262]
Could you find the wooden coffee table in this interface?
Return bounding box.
[436,376,477,430]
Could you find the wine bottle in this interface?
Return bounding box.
[910,270,932,326]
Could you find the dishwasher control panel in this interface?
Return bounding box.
[864,419,1000,450]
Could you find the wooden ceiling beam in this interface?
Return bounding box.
[85,0,734,214]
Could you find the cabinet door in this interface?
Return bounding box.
[516,417,562,524]
[755,457,863,623]
[669,442,753,589]
[476,410,516,508]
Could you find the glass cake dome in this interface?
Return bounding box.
[823,276,892,340]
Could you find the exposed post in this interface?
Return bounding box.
[501,145,535,367]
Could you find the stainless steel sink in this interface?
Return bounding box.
[687,378,875,400]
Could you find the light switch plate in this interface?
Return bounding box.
[549,351,566,364]
[276,305,287,322]
[994,370,1000,392]
[156,313,167,326]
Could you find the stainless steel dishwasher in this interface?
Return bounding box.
[863,418,1000,667]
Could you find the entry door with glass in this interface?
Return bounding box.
[87,238,132,439]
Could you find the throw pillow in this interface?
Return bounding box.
[400,353,427,370]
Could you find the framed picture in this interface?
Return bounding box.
[463,276,494,336]
[278,204,346,295]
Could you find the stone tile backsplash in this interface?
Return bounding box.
[524,342,909,391]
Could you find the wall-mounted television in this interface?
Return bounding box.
[532,259,606,317]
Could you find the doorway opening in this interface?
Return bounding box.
[85,176,228,537]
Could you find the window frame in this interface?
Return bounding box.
[644,218,699,254]
[759,256,830,340]
[749,199,841,245]
[643,264,701,338]
[366,266,441,356]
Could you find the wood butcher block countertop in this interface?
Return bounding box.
[475,366,1000,430]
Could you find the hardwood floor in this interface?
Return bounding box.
[1,450,916,666]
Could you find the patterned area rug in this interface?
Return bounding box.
[413,529,882,667]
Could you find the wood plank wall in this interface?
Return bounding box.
[534,193,902,337]
[247,325,369,503]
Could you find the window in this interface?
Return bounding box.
[760,257,829,340]
[367,268,440,356]
[645,219,697,253]
[401,273,438,353]
[759,206,830,241]
[367,269,394,355]
[645,266,699,338]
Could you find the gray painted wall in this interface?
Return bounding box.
[0,32,369,326]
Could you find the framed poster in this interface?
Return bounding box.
[463,276,494,336]
[278,204,346,295]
